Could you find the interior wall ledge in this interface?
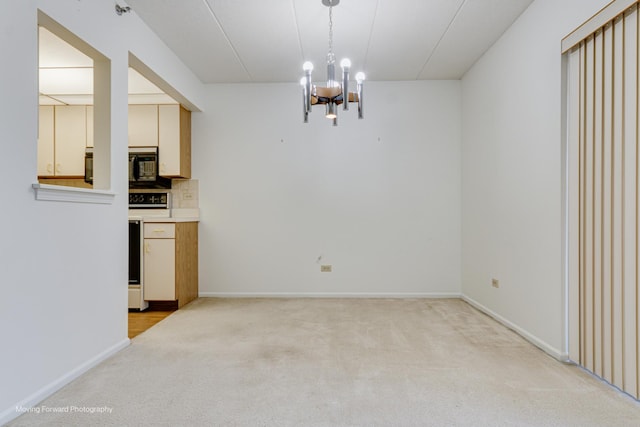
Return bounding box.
[32,183,116,204]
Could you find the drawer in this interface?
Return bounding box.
[144,222,175,238]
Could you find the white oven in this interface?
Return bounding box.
[128,219,148,310]
[128,191,171,310]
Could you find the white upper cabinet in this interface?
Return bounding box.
[38,105,87,177]
[159,104,191,179]
[38,105,55,176]
[54,105,87,176]
[37,103,191,179]
[86,105,93,148]
[129,105,158,147]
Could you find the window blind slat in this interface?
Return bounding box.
[622,6,638,396]
[602,22,615,384]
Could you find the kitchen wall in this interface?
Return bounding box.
[0,1,203,424]
[193,81,461,296]
[461,0,611,358]
[171,179,199,209]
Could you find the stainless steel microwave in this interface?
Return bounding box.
[129,147,171,188]
[85,147,171,189]
[129,147,158,182]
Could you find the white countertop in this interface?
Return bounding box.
[142,216,199,223]
[128,208,199,223]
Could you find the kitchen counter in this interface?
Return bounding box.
[142,216,199,223]
[128,208,199,223]
[139,212,199,309]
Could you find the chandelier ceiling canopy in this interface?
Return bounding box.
[300,0,365,126]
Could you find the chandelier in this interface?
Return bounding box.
[300,0,365,126]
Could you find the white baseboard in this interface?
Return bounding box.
[199,291,462,299]
[0,338,130,426]
[461,294,568,362]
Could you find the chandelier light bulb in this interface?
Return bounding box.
[300,77,307,86]
[340,58,351,69]
[303,61,314,72]
[355,72,366,83]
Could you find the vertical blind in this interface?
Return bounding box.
[566,2,639,399]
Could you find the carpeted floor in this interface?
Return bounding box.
[8,298,640,426]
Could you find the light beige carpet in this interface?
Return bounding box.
[8,298,640,426]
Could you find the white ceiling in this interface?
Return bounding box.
[38,27,177,105]
[123,0,534,83]
[38,0,534,103]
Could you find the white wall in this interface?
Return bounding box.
[461,0,611,358]
[0,1,203,423]
[193,81,461,296]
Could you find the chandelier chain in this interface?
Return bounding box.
[328,5,334,59]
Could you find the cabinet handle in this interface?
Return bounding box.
[153,229,165,233]
[55,163,61,173]
[47,164,53,173]
[144,242,150,254]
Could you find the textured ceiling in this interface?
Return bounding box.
[123,0,534,83]
[38,0,534,104]
[38,27,176,105]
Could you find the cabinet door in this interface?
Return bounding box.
[143,238,175,301]
[86,105,94,148]
[38,105,55,176]
[144,222,175,238]
[54,105,87,176]
[158,105,179,176]
[159,104,191,178]
[129,105,158,147]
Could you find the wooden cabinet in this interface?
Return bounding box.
[86,106,94,148]
[159,104,191,179]
[128,104,192,178]
[37,103,191,179]
[38,105,87,177]
[143,222,198,308]
[54,106,87,176]
[129,105,158,147]
[144,235,175,300]
[38,106,55,176]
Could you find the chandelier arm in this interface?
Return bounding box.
[302,86,308,123]
[342,67,349,111]
[304,72,312,113]
[357,82,364,119]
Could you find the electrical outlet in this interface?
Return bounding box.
[492,278,500,288]
[320,265,332,273]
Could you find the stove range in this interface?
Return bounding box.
[129,192,170,209]
[129,191,171,219]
